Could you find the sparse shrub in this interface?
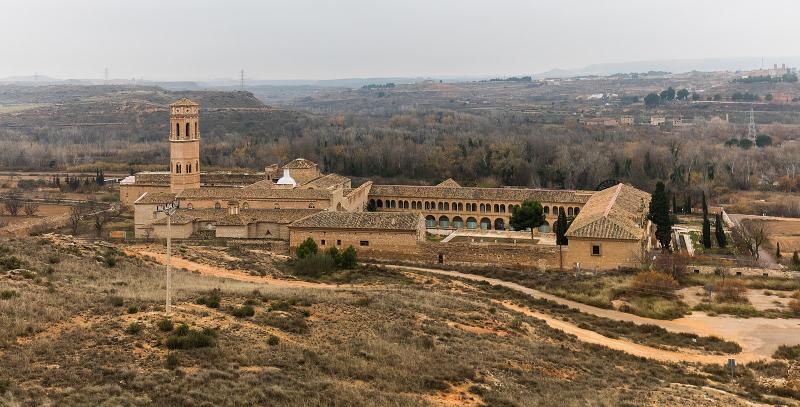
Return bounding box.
[196,289,221,308]
[166,325,215,349]
[295,237,318,259]
[104,255,117,268]
[715,280,748,303]
[0,255,24,270]
[125,322,143,334]
[230,305,255,318]
[293,253,335,277]
[158,318,174,332]
[262,314,308,334]
[108,296,124,307]
[267,335,279,346]
[127,305,138,314]
[789,299,800,315]
[630,271,678,298]
[165,353,179,370]
[0,378,10,394]
[0,290,17,300]
[774,345,800,360]
[47,254,60,264]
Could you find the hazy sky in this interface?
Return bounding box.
[1,0,797,80]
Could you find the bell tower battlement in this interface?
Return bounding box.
[169,98,201,192]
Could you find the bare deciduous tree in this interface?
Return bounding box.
[3,189,22,216]
[732,222,767,259]
[23,202,40,216]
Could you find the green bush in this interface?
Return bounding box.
[774,345,800,360]
[293,253,335,277]
[0,255,24,270]
[165,353,179,370]
[196,289,221,308]
[166,324,215,349]
[0,290,17,300]
[47,254,61,264]
[267,335,279,346]
[125,322,143,335]
[340,246,357,269]
[230,305,255,318]
[296,237,318,259]
[127,305,138,314]
[158,318,174,332]
[108,296,124,307]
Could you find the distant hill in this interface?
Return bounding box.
[538,57,800,78]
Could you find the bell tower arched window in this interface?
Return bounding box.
[176,163,181,174]
[175,123,180,138]
[186,123,190,139]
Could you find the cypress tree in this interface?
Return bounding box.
[683,194,692,214]
[776,243,782,259]
[648,181,672,251]
[793,251,800,270]
[672,193,679,214]
[715,213,727,248]
[701,193,711,249]
[555,210,569,246]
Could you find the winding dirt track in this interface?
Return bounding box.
[123,247,800,363]
[383,264,800,362]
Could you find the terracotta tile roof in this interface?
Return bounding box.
[171,98,199,107]
[176,187,332,201]
[134,192,176,205]
[301,173,350,189]
[435,178,462,188]
[369,185,593,203]
[153,208,320,226]
[282,158,317,169]
[128,172,264,187]
[289,212,422,231]
[565,183,650,241]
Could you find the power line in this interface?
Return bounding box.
[746,105,757,141]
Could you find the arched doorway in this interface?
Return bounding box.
[439,216,449,228]
[425,215,436,228]
[452,216,464,229]
[480,217,491,230]
[466,217,477,229]
[494,218,505,231]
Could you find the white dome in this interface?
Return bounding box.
[276,169,297,187]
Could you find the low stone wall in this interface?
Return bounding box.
[362,241,560,270]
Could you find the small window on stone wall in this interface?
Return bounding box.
[591,245,601,256]
[320,239,326,246]
[359,240,369,246]
[337,239,342,246]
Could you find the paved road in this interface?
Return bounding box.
[384,264,800,361]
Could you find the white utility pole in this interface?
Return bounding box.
[161,202,178,315]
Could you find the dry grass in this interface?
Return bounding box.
[0,235,794,405]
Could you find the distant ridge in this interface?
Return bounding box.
[537,56,800,78]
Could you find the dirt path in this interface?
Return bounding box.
[384,264,800,360]
[124,247,352,290]
[121,248,800,363]
[501,302,759,364]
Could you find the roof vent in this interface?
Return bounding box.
[276,169,297,187]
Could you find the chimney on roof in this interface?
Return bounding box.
[228,200,239,215]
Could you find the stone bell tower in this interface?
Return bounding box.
[169,98,201,192]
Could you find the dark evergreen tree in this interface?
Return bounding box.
[683,194,692,214]
[715,213,727,248]
[671,193,679,214]
[701,193,711,249]
[555,210,569,246]
[776,243,782,259]
[648,181,672,251]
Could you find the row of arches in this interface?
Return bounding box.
[425,215,506,230]
[174,122,199,140]
[174,160,199,174]
[544,205,581,217]
[370,199,581,217]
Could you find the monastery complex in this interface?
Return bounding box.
[125,99,654,270]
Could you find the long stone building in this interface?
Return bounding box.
[127,98,654,269]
